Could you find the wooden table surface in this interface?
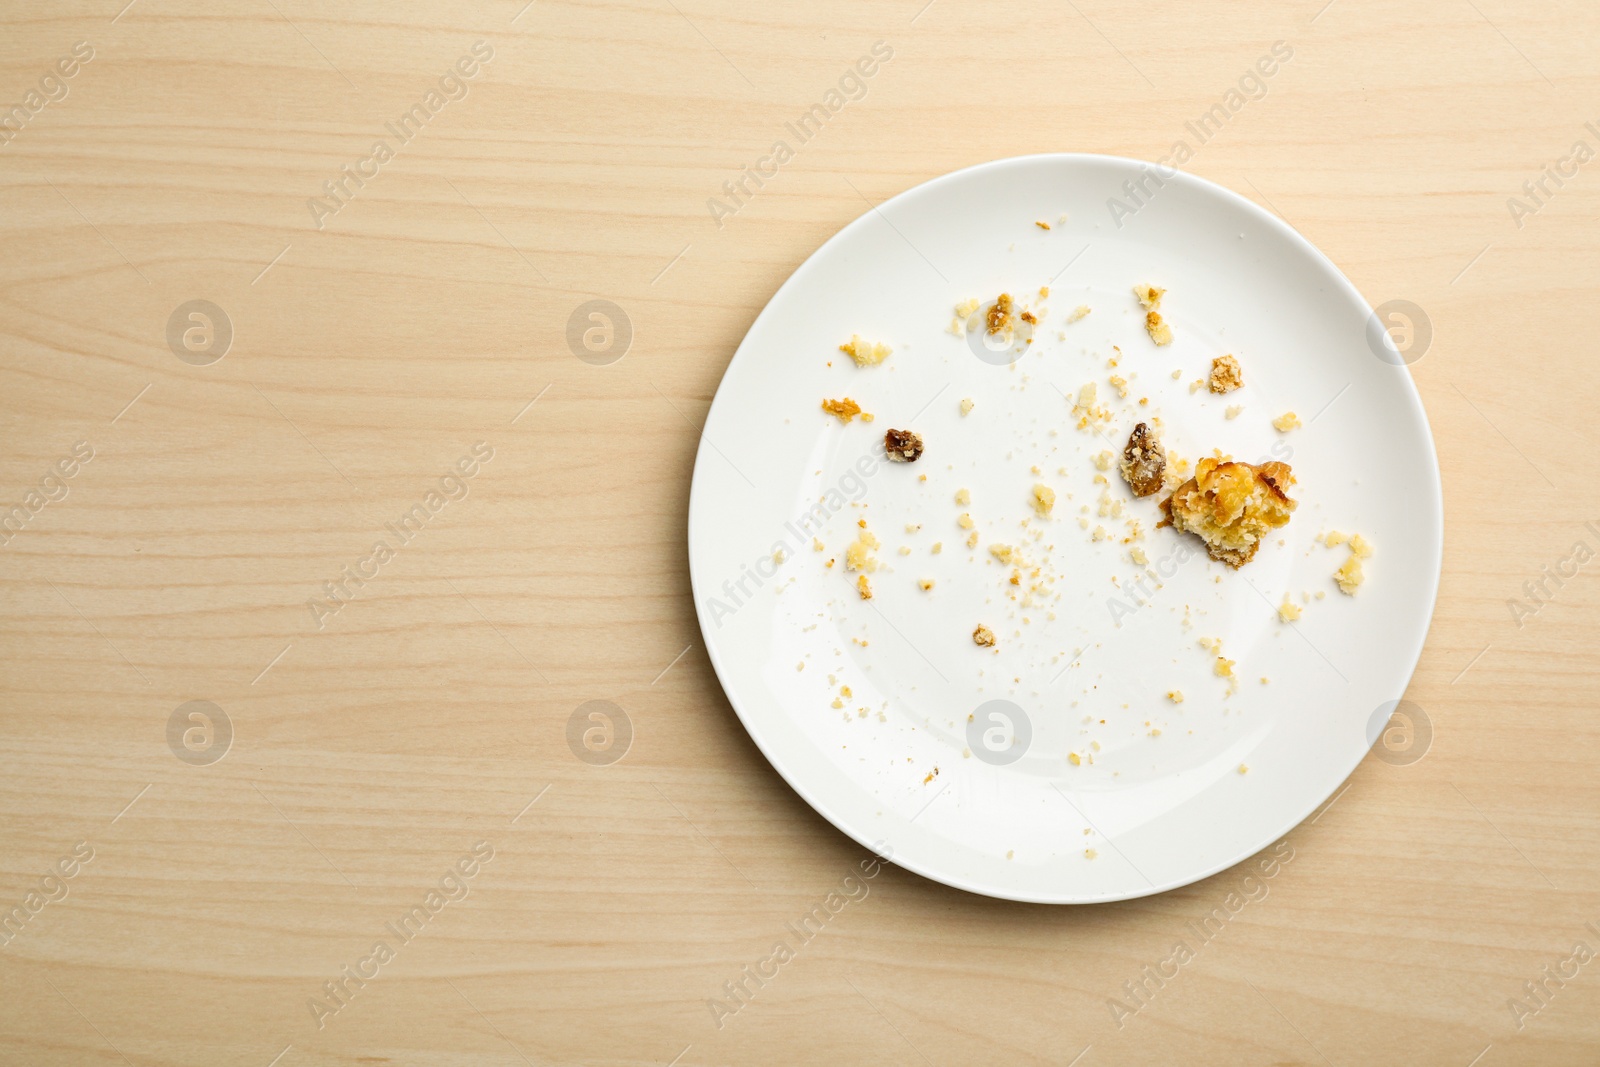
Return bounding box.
[3,1,1598,1064]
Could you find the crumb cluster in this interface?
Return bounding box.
[1161,458,1297,568]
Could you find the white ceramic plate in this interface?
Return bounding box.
[687,154,1442,903]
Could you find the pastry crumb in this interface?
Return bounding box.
[821,397,864,422]
[986,293,1014,336]
[1167,690,1184,703]
[1225,404,1243,420]
[972,624,996,647]
[1031,483,1056,516]
[856,574,872,599]
[919,578,935,591]
[1209,355,1242,394]
[1278,599,1302,622]
[960,397,975,416]
[949,297,981,334]
[1335,555,1364,594]
[845,526,880,572]
[1144,311,1173,346]
[839,334,891,367]
[1273,411,1302,432]
[1067,305,1091,323]
[1160,457,1296,568]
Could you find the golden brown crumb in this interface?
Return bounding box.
[1167,690,1184,703]
[1160,457,1297,568]
[1278,599,1302,622]
[1035,220,1051,230]
[1020,310,1038,325]
[1209,355,1243,394]
[1119,422,1167,497]
[884,428,924,462]
[1067,305,1091,323]
[1032,484,1056,516]
[821,397,863,422]
[1133,284,1165,310]
[918,578,935,590]
[1039,286,1050,299]
[986,293,1014,336]
[856,575,872,599]
[1144,311,1173,346]
[972,624,996,647]
[1273,411,1302,432]
[839,334,891,367]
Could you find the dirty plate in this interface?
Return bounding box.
[687,154,1442,903]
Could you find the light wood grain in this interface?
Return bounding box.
[2,1,1598,1064]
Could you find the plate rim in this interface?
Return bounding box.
[685,151,1444,904]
